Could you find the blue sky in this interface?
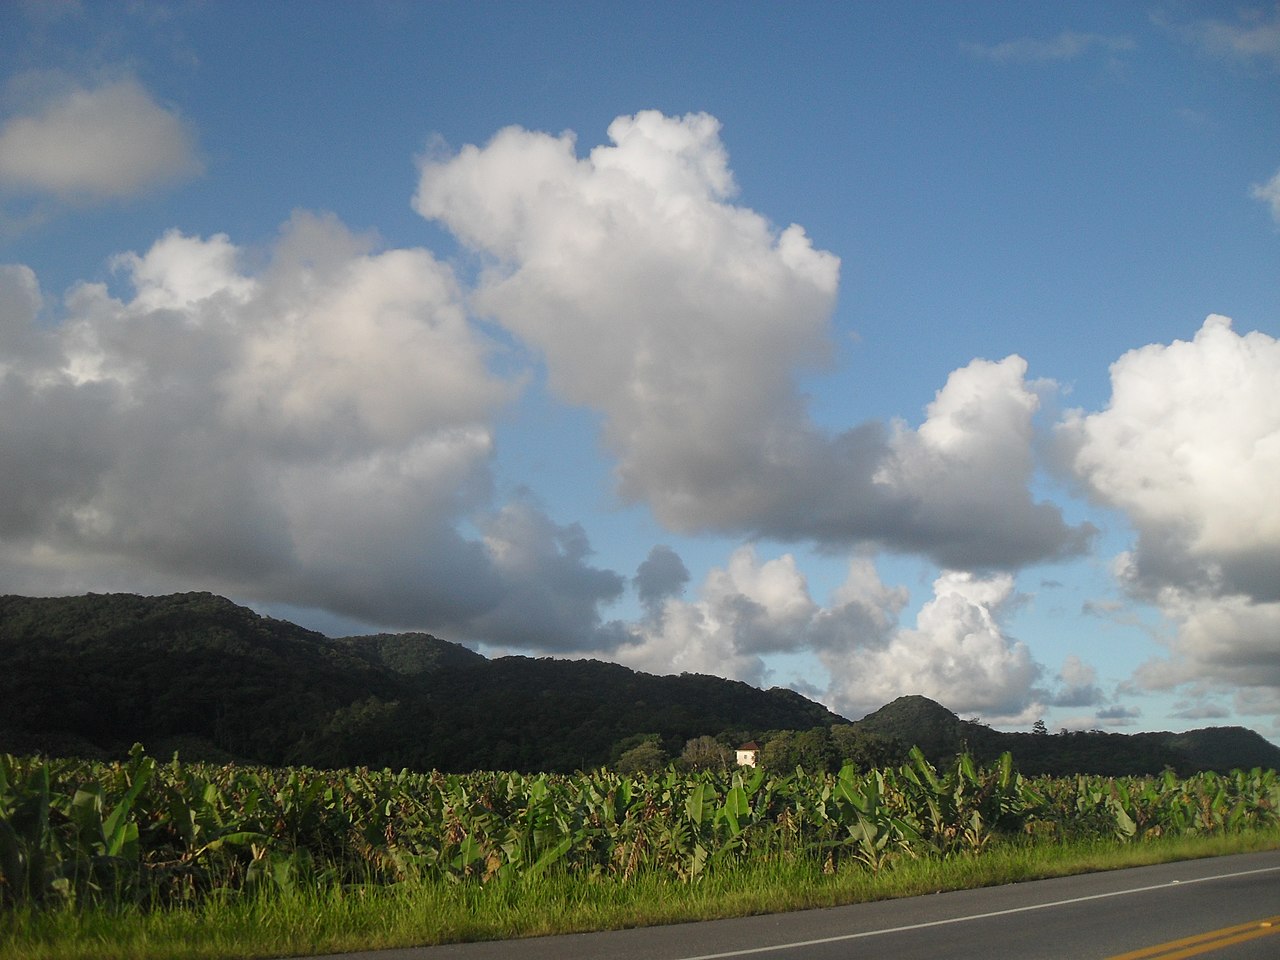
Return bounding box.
[1,1,1278,738]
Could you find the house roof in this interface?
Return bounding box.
[737,741,761,751]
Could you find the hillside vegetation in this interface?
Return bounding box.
[2,592,1278,776]
[857,695,1280,777]
[0,593,840,772]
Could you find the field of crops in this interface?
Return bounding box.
[3,746,1278,911]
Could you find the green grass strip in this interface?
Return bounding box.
[4,830,1278,960]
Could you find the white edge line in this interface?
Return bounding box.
[673,864,1280,960]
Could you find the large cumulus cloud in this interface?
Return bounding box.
[0,212,624,644]
[416,111,1091,570]
[1062,316,1280,603]
[1061,316,1280,711]
[823,570,1042,722]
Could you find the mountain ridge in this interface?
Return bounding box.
[0,592,843,771]
[860,694,1280,777]
[2,593,1277,776]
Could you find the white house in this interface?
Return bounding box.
[735,741,761,767]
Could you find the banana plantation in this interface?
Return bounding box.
[3,745,1279,911]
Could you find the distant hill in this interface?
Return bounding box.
[855,695,966,761]
[0,592,844,772]
[0,592,406,766]
[2,594,1277,776]
[1146,727,1280,775]
[853,695,1280,777]
[401,652,843,772]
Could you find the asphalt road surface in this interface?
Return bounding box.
[306,849,1280,960]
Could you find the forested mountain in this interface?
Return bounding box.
[3,594,1278,776]
[858,695,1280,777]
[0,592,404,765]
[0,592,842,771]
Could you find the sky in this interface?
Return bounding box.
[1,1,1278,740]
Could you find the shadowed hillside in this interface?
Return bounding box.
[852,695,1280,776]
[0,592,843,772]
[3,594,1277,775]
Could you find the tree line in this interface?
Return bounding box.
[613,726,907,775]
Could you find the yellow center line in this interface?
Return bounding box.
[1105,916,1280,960]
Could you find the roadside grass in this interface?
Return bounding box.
[4,829,1278,960]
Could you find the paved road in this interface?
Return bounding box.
[308,850,1280,960]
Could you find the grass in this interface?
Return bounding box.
[4,829,1279,960]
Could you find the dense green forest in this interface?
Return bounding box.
[3,592,1278,776]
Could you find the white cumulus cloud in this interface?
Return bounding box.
[608,544,1055,722]
[1061,316,1280,602]
[416,111,839,531]
[870,355,1092,567]
[415,111,1089,570]
[826,570,1041,722]
[1061,315,1280,710]
[0,212,629,646]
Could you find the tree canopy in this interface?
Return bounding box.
[3,595,1276,777]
